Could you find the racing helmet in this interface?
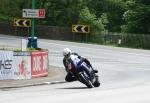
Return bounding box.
[63,48,72,57]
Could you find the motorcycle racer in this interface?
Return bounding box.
[62,48,98,82]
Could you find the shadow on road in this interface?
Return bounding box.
[57,86,88,89]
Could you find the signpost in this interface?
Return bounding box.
[22,0,45,48]
[72,25,90,33]
[13,18,31,37]
[31,0,35,48]
[72,25,90,42]
[22,9,45,18]
[14,18,31,27]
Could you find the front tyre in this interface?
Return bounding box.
[79,73,93,88]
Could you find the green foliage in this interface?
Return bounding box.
[122,0,150,33]
[0,0,149,34]
[78,7,108,35]
[27,48,36,51]
[106,0,126,32]
[38,0,86,26]
[0,14,11,23]
[87,0,126,32]
[0,0,31,22]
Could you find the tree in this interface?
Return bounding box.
[122,0,150,33]
[87,0,126,32]
[38,0,86,26]
[0,0,31,23]
[106,0,126,32]
[78,7,108,35]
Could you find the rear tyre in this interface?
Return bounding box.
[93,76,100,87]
[93,81,100,87]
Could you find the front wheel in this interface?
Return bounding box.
[79,73,93,88]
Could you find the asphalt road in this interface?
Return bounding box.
[0,34,150,103]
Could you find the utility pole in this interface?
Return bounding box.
[31,0,35,47]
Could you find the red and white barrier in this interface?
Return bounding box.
[0,50,48,80]
[31,51,48,78]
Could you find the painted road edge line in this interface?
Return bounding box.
[0,80,66,89]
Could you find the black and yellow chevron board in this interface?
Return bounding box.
[13,18,31,27]
[72,25,90,33]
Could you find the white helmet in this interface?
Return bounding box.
[63,48,72,56]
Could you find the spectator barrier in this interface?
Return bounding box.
[0,50,48,80]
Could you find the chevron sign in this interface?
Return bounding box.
[13,18,31,27]
[72,25,90,33]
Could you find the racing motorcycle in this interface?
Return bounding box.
[67,60,100,88]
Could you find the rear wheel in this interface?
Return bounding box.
[93,81,100,87]
[93,76,100,87]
